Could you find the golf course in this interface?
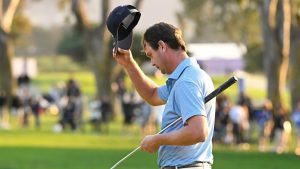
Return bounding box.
[0,116,299,169]
[0,60,298,169]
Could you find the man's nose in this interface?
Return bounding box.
[151,60,155,67]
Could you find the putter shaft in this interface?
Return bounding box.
[110,146,141,169]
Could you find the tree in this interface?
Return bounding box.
[65,0,143,115]
[259,0,293,110]
[179,0,263,72]
[180,0,300,111]
[70,0,111,100]
[180,0,260,43]
[288,1,300,110]
[0,0,22,104]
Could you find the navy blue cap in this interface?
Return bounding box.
[106,5,141,50]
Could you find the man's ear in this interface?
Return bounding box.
[158,40,166,52]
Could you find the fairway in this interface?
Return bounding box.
[0,0,299,168]
[0,147,299,169]
[0,72,297,169]
[0,119,299,169]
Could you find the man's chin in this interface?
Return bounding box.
[159,70,166,75]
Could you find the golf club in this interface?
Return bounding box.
[110,76,238,169]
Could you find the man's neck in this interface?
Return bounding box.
[167,50,188,74]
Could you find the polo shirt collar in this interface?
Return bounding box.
[168,57,197,80]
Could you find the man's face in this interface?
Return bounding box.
[143,41,167,74]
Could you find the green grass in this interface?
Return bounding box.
[31,72,263,103]
[0,114,155,169]
[0,113,299,169]
[32,71,96,97]
[0,147,156,169]
[0,125,299,169]
[31,54,269,103]
[5,57,295,169]
[35,55,88,73]
[213,150,299,169]
[32,55,281,104]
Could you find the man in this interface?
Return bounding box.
[113,22,215,169]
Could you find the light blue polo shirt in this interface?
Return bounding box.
[157,57,216,167]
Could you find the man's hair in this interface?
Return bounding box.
[143,22,186,51]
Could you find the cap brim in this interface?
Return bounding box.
[117,31,133,50]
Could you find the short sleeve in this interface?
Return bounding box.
[174,81,206,123]
[158,85,169,102]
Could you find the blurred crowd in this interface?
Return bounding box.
[0,75,86,132]
[214,92,300,155]
[0,73,162,138]
[0,75,300,156]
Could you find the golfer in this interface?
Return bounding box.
[113,22,215,169]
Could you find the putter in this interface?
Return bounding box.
[110,76,238,169]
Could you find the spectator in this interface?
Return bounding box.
[49,82,65,115]
[89,98,102,133]
[66,79,84,132]
[272,103,292,154]
[30,96,42,129]
[255,100,273,152]
[65,79,81,97]
[49,82,64,104]
[59,96,77,132]
[11,95,22,118]
[0,91,7,128]
[17,73,30,87]
[291,101,300,155]
[137,101,156,137]
[214,94,231,143]
[238,92,254,142]
[100,95,112,133]
[88,95,111,133]
[153,104,165,132]
[17,87,32,128]
[229,101,249,146]
[121,91,136,135]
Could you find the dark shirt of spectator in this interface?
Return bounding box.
[66,79,81,97]
[17,73,31,86]
[0,91,6,107]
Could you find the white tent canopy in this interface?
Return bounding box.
[188,43,247,60]
[187,43,247,75]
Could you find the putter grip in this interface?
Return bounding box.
[204,76,238,103]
